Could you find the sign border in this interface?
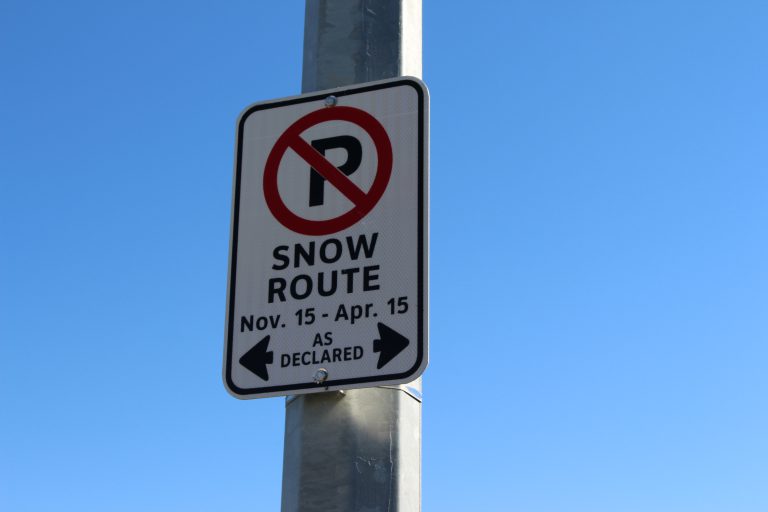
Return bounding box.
[224,76,429,399]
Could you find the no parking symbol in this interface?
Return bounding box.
[263,105,393,236]
[224,77,429,399]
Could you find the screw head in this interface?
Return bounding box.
[324,95,337,107]
[313,368,329,384]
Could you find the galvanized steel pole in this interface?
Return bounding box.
[281,1,423,511]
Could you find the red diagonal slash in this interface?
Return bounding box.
[263,105,392,236]
[287,136,368,206]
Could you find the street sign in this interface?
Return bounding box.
[224,77,428,399]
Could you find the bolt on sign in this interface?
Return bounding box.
[223,77,429,399]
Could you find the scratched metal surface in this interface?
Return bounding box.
[281,1,423,511]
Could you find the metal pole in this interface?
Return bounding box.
[281,1,423,511]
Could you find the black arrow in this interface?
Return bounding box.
[239,335,274,381]
[373,322,410,370]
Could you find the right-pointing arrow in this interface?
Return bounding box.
[373,322,409,370]
[239,335,274,381]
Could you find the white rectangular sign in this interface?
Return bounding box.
[224,77,428,399]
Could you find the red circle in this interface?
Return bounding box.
[263,106,393,236]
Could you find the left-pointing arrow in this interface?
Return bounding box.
[239,336,274,381]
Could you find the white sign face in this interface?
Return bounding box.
[224,77,428,399]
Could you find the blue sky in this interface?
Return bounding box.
[2,1,767,511]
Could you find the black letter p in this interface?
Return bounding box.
[309,135,362,206]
